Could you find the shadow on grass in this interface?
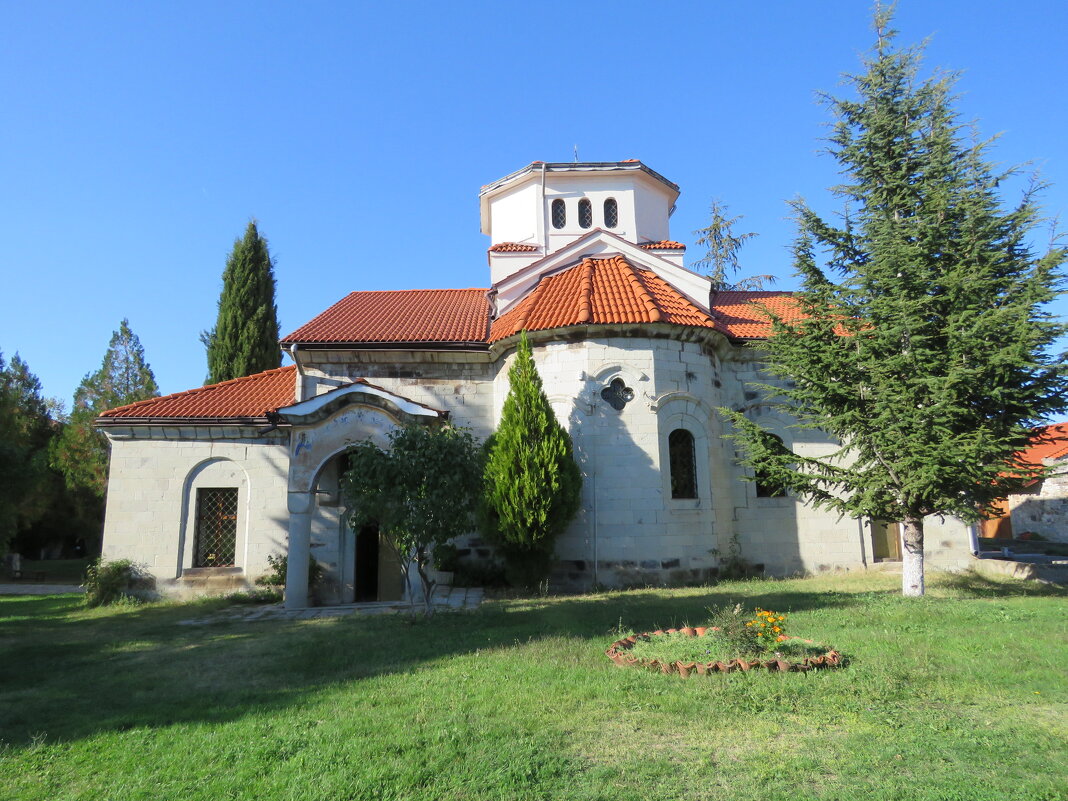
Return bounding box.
[0,574,1052,747]
[937,568,1068,598]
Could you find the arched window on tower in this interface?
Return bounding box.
[668,428,698,499]
[551,199,566,229]
[578,198,593,229]
[604,197,618,228]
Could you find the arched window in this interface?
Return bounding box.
[668,429,697,499]
[551,199,566,229]
[756,434,788,498]
[578,198,593,229]
[603,197,618,228]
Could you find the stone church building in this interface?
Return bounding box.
[97,160,974,607]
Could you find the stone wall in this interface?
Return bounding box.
[100,329,979,601]
[302,351,496,438]
[101,427,290,598]
[1009,461,1068,542]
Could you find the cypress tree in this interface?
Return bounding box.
[203,221,281,384]
[724,8,1066,597]
[482,331,582,584]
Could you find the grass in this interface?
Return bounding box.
[0,570,1065,800]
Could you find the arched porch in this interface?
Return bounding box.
[276,380,446,608]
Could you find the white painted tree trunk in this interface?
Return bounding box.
[901,516,925,597]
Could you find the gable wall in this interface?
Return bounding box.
[300,333,976,589]
[101,330,976,601]
[299,352,497,438]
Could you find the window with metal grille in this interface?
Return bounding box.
[604,197,618,228]
[194,488,238,567]
[669,429,698,499]
[551,199,566,229]
[578,198,593,228]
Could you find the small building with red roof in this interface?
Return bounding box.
[98,160,976,607]
[1004,422,1068,541]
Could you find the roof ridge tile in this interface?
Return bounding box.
[621,258,663,323]
[576,259,594,323]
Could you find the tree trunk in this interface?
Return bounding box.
[901,515,925,597]
[414,548,436,618]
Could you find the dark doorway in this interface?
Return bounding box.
[354,524,380,602]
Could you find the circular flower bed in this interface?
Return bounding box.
[606,626,845,676]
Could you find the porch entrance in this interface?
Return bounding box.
[353,523,403,602]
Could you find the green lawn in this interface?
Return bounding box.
[1,572,1065,800]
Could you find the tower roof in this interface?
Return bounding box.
[479,160,680,198]
[489,255,715,342]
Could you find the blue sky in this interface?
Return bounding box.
[2,1,1065,407]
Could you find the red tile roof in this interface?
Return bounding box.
[489,242,539,253]
[638,240,686,251]
[709,291,801,339]
[1018,422,1068,466]
[489,256,715,342]
[282,289,491,345]
[99,366,296,421]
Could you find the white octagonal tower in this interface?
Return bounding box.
[479,160,682,284]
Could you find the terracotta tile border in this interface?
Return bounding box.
[605,626,845,676]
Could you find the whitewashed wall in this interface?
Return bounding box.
[101,428,290,597]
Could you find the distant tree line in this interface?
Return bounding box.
[0,320,159,558]
[2,220,284,561]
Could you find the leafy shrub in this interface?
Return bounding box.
[256,552,322,590]
[706,603,762,655]
[83,558,144,607]
[432,542,460,572]
[717,554,762,581]
[453,558,508,588]
[342,424,481,615]
[226,587,282,604]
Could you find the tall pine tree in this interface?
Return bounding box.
[203,221,281,384]
[692,199,773,291]
[723,7,1066,597]
[482,331,582,585]
[52,320,160,504]
[0,352,53,552]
